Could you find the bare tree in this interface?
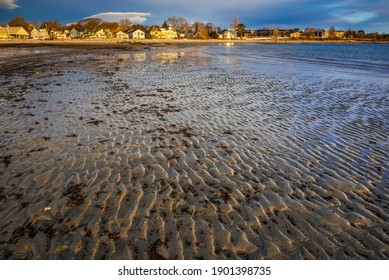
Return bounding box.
[119,19,132,29]
[356,30,366,38]
[132,24,145,31]
[206,22,215,37]
[40,19,62,31]
[328,26,336,39]
[8,16,30,30]
[230,16,239,30]
[78,18,102,33]
[33,20,39,29]
[192,22,209,39]
[100,22,119,32]
[304,27,315,39]
[167,16,189,36]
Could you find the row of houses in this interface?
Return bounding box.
[288,30,345,39]
[0,26,181,40]
[248,28,345,39]
[0,25,238,40]
[1,25,347,41]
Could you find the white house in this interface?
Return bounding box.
[223,29,235,40]
[96,29,107,39]
[69,28,80,39]
[39,28,50,40]
[116,31,129,40]
[30,28,40,39]
[128,29,145,40]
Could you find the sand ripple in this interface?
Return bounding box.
[0,46,388,259]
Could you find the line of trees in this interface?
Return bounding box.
[3,15,388,40]
[1,15,244,39]
[302,26,389,40]
[1,16,133,34]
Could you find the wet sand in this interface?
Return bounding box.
[0,44,388,260]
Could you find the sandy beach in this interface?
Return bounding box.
[0,42,388,260]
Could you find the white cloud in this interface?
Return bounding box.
[342,11,378,23]
[0,0,19,9]
[84,12,151,23]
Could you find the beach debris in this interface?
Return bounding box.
[0,155,13,167]
[220,190,231,202]
[108,232,120,241]
[84,227,93,237]
[147,238,167,260]
[64,183,86,207]
[168,127,195,138]
[376,166,385,172]
[98,139,110,144]
[65,133,78,138]
[88,120,104,126]
[211,198,222,206]
[162,106,181,113]
[28,147,48,153]
[11,222,37,242]
[156,88,172,93]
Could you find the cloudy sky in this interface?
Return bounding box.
[0,0,388,32]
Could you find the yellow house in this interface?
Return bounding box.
[0,26,29,39]
[147,26,162,39]
[290,31,302,38]
[145,26,177,39]
[161,27,178,39]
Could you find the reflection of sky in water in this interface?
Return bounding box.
[111,50,188,64]
[133,52,146,62]
[151,52,186,63]
[0,47,54,59]
[203,43,389,83]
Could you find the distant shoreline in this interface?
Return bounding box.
[1,38,388,48]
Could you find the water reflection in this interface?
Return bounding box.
[0,47,53,60]
[133,52,147,62]
[151,52,186,63]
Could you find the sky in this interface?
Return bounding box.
[0,0,388,33]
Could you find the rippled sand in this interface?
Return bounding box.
[0,45,388,259]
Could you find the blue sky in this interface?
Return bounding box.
[0,0,388,32]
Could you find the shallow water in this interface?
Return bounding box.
[204,43,389,80]
[0,44,388,259]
